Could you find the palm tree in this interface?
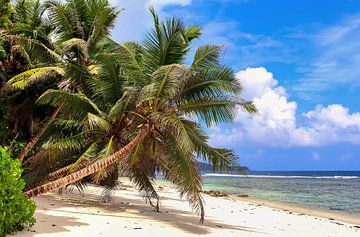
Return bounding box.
[24,9,256,223]
[2,0,120,161]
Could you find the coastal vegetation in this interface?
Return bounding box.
[0,147,35,236]
[0,0,256,234]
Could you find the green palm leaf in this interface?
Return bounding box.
[3,67,64,92]
[179,97,238,126]
[36,89,103,118]
[86,113,110,132]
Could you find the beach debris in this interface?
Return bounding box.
[237,194,249,198]
[202,190,229,197]
[353,225,360,229]
[158,186,164,190]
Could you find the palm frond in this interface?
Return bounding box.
[46,0,74,42]
[126,164,160,211]
[179,96,238,127]
[3,67,64,92]
[86,113,110,132]
[183,66,241,100]
[191,45,222,69]
[143,8,200,72]
[140,64,188,106]
[37,89,104,118]
[14,36,61,62]
[183,25,201,42]
[160,134,204,223]
[44,132,91,152]
[87,3,120,50]
[159,114,194,155]
[111,42,144,84]
[98,164,119,202]
[183,120,237,171]
[108,93,132,121]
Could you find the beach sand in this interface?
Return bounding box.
[16,178,360,237]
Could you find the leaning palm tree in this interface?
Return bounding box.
[2,0,120,162]
[24,9,256,223]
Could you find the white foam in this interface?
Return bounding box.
[202,173,360,179]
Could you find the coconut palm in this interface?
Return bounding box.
[1,0,120,161]
[23,9,256,223]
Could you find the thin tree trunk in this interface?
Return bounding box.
[24,126,149,198]
[18,106,61,162]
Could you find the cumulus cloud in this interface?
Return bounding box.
[209,67,360,148]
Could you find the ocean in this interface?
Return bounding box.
[202,171,360,215]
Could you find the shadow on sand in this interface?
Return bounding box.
[19,186,263,236]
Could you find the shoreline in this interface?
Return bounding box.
[232,195,360,226]
[163,179,360,226]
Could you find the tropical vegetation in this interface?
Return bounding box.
[0,0,256,230]
[0,146,36,236]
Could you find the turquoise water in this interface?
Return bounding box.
[202,171,360,215]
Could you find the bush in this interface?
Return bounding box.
[0,146,35,237]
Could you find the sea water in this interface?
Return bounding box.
[202,171,360,215]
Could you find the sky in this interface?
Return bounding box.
[109,0,360,171]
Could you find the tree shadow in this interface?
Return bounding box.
[28,187,262,236]
[16,212,89,237]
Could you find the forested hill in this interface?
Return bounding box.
[198,162,249,174]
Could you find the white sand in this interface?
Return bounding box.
[16,179,360,237]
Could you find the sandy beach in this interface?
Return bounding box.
[16,179,360,237]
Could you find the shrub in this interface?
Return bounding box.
[0,98,10,143]
[0,146,35,237]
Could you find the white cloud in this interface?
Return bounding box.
[209,67,360,148]
[197,21,293,68]
[294,14,360,100]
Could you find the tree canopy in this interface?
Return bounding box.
[0,0,256,224]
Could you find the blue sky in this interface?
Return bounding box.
[110,0,360,170]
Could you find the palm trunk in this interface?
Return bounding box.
[18,106,61,162]
[47,163,74,180]
[24,126,149,198]
[24,163,75,192]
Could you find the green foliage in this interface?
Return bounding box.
[1,0,257,224]
[20,7,256,223]
[0,0,13,29]
[8,141,27,158]
[0,98,10,143]
[0,146,36,236]
[0,35,6,60]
